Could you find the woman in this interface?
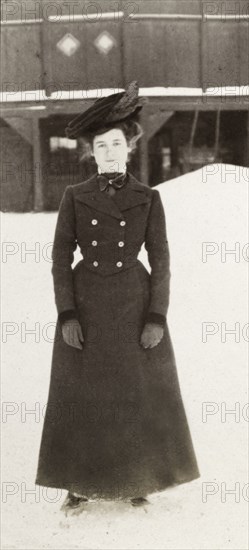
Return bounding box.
[35,82,200,510]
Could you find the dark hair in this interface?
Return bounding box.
[78,120,143,162]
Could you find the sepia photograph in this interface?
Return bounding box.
[1,0,248,548]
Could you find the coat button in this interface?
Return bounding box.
[93,261,99,267]
[116,261,123,267]
[120,220,126,226]
[118,241,124,247]
[92,240,98,246]
[91,219,98,225]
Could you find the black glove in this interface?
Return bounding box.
[61,319,84,350]
[140,323,164,349]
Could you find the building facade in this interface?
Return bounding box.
[1,0,248,211]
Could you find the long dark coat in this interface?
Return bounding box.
[35,171,200,500]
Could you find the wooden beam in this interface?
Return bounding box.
[40,18,53,97]
[200,1,206,91]
[1,95,248,114]
[1,116,33,144]
[147,110,174,139]
[32,117,43,211]
[139,108,149,185]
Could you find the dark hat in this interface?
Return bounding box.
[65,81,146,139]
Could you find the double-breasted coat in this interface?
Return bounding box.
[35,171,200,500]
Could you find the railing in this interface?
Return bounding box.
[1,10,248,96]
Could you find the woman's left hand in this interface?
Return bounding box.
[140,323,164,349]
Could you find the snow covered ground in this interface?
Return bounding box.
[1,85,249,102]
[1,164,248,549]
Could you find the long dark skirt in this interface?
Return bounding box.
[35,259,200,500]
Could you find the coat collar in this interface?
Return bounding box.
[74,171,151,220]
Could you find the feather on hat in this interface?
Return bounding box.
[65,81,147,139]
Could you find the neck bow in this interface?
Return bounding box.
[98,172,127,192]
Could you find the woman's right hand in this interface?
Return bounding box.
[62,319,84,349]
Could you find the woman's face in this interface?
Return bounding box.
[91,128,131,173]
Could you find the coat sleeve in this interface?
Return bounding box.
[51,186,78,319]
[144,189,171,325]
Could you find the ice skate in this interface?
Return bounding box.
[130,497,150,507]
[61,492,88,514]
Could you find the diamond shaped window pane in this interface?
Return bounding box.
[94,31,116,55]
[57,33,80,57]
